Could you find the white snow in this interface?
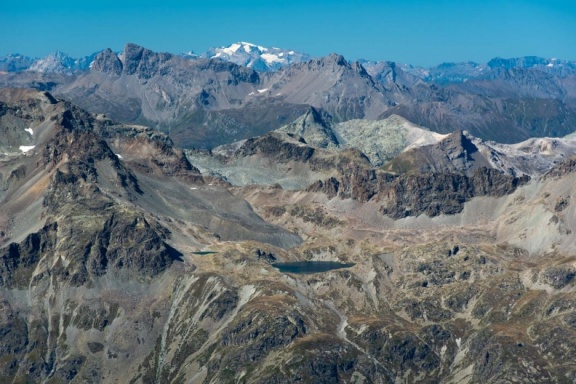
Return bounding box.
[222,43,242,55]
[241,42,267,52]
[261,53,284,64]
[547,63,554,67]
[19,145,35,153]
[248,92,255,96]
[257,88,269,93]
[25,128,33,135]
[190,187,198,190]
[115,154,123,159]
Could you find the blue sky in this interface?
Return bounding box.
[1,0,575,66]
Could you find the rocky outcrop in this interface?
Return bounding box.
[309,167,530,218]
[543,156,576,179]
[384,130,493,176]
[91,48,123,76]
[236,132,315,163]
[121,43,174,78]
[279,106,339,149]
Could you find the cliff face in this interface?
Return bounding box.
[307,164,529,218]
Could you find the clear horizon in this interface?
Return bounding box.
[2,0,575,67]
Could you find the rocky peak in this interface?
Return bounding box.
[303,107,330,128]
[121,43,174,78]
[304,53,349,71]
[278,107,339,149]
[373,61,403,84]
[383,129,493,176]
[91,48,123,76]
[439,129,479,159]
[201,42,310,72]
[326,53,348,67]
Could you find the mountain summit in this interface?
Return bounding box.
[201,41,310,71]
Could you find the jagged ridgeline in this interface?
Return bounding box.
[3,87,576,383]
[2,43,576,150]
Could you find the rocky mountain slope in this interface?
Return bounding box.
[3,89,576,382]
[188,107,576,191]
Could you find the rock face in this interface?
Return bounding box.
[384,130,493,176]
[307,164,529,218]
[279,107,339,149]
[91,48,123,76]
[121,43,174,78]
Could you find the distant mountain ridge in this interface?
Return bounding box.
[0,51,99,74]
[0,41,311,74]
[3,42,576,78]
[2,42,576,147]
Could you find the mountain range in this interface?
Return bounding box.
[3,41,576,383]
[3,88,576,382]
[3,42,575,80]
[0,43,576,148]
[2,42,576,149]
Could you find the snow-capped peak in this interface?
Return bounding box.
[222,43,243,55]
[201,42,310,72]
[26,51,99,74]
[240,42,268,53]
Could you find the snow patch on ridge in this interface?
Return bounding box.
[221,43,242,56]
[241,42,267,52]
[203,41,310,71]
[261,53,284,64]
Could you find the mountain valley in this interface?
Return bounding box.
[2,41,576,383]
